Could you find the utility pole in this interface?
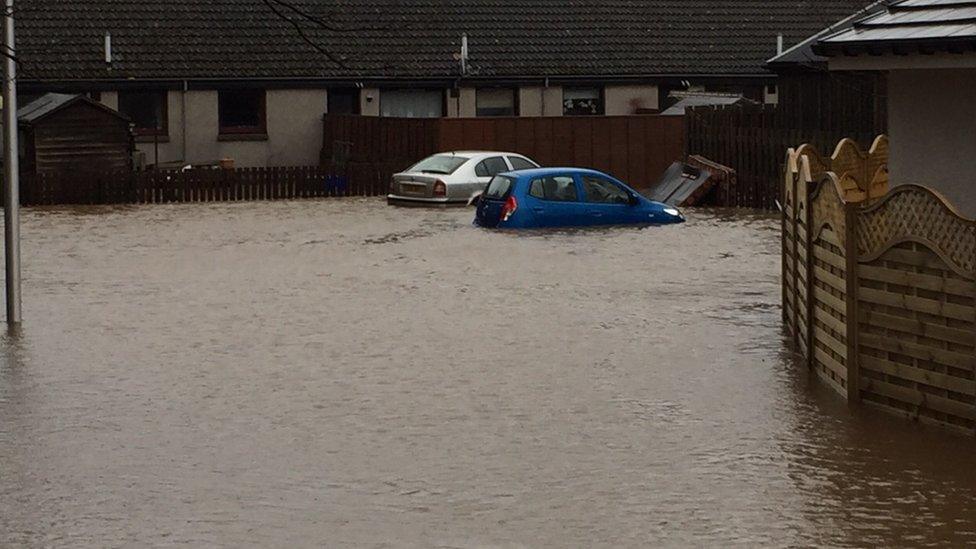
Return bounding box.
[3,0,21,325]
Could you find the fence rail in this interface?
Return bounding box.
[783,135,976,435]
[20,165,389,206]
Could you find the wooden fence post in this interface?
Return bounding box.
[844,201,860,403]
[782,159,790,327]
[801,162,815,370]
[790,167,800,348]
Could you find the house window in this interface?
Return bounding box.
[563,87,603,116]
[328,88,359,115]
[218,89,266,135]
[118,90,168,135]
[476,88,516,117]
[380,89,444,118]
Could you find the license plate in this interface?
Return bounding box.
[401,183,426,195]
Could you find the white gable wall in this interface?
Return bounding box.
[887,68,976,216]
[828,52,976,216]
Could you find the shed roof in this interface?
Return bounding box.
[18,0,877,83]
[16,93,130,125]
[816,0,976,55]
[17,93,79,123]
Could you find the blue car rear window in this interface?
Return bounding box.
[484,175,514,199]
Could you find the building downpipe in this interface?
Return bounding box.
[181,80,188,164]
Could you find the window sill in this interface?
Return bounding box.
[218,133,268,142]
[134,134,171,143]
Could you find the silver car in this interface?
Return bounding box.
[387,151,539,205]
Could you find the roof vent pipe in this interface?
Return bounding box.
[460,33,468,76]
[776,33,784,55]
[104,31,112,64]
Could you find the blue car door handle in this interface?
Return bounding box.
[588,210,603,216]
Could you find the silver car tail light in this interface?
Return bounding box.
[433,180,447,197]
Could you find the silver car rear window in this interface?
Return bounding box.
[408,155,470,175]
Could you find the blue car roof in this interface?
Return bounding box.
[499,167,613,180]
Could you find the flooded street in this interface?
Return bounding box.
[2,199,975,547]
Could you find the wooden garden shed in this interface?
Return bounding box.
[15,93,133,174]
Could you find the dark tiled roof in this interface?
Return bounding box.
[818,0,976,54]
[767,1,885,68]
[18,0,877,82]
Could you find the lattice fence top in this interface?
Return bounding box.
[857,185,976,277]
[784,134,976,273]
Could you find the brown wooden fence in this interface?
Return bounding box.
[20,166,387,206]
[687,104,883,210]
[322,114,686,191]
[783,135,976,435]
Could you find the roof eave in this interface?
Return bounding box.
[17,72,778,91]
[814,36,976,57]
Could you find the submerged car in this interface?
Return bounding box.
[388,151,539,206]
[474,168,685,229]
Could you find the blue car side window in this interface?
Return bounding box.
[529,176,578,202]
[581,175,630,204]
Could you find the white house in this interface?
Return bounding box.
[813,0,976,215]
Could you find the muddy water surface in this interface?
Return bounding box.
[2,199,976,547]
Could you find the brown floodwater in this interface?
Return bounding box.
[1,199,975,547]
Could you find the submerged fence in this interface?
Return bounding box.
[20,165,389,206]
[783,135,976,434]
[323,113,687,192]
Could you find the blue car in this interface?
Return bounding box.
[474,168,685,229]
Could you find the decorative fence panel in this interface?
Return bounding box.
[783,135,976,434]
[809,178,851,397]
[20,166,382,206]
[855,187,976,431]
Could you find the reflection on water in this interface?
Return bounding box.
[1,199,974,547]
